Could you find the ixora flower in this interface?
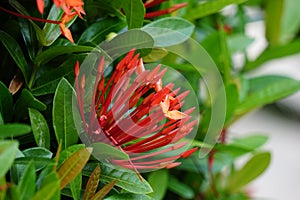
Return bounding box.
[36,0,85,43]
[74,50,199,172]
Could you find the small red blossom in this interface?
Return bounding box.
[75,50,198,171]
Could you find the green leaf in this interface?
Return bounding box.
[29,108,50,149]
[121,0,145,29]
[84,163,153,194]
[236,75,300,115]
[32,172,60,200]
[225,83,239,125]
[17,161,36,200]
[244,39,300,71]
[148,169,169,200]
[23,147,53,159]
[70,173,82,200]
[168,176,195,199]
[58,147,92,189]
[9,0,42,40]
[19,18,37,60]
[14,89,47,121]
[231,134,269,150]
[31,57,76,96]
[227,34,254,54]
[100,29,154,59]
[89,142,130,161]
[53,78,78,149]
[265,0,284,46]
[104,193,152,200]
[0,82,13,122]
[142,17,194,47]
[0,31,29,84]
[185,0,249,20]
[0,177,7,199]
[142,48,168,62]
[0,141,19,179]
[83,165,101,200]
[78,17,126,44]
[21,147,53,171]
[280,0,300,43]
[227,152,271,192]
[215,135,268,160]
[0,124,31,138]
[6,185,21,200]
[42,5,77,46]
[90,180,117,200]
[34,45,95,65]
[58,144,85,168]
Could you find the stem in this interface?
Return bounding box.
[208,151,219,199]
[0,6,61,24]
[217,18,231,84]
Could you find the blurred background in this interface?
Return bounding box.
[229,9,300,200]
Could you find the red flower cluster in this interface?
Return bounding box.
[36,0,85,42]
[75,50,198,171]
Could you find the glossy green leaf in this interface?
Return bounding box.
[58,144,85,168]
[78,17,126,44]
[121,0,145,29]
[0,141,19,179]
[265,0,284,46]
[14,89,47,121]
[70,173,82,200]
[236,75,300,115]
[100,29,154,59]
[9,0,42,40]
[104,193,152,200]
[0,124,31,138]
[84,165,101,200]
[32,172,60,200]
[29,108,50,149]
[42,5,77,46]
[31,58,76,96]
[148,169,169,200]
[58,147,92,189]
[34,45,95,65]
[0,31,29,84]
[53,78,78,149]
[23,147,53,159]
[89,142,130,161]
[18,147,52,171]
[142,48,168,62]
[84,163,153,194]
[19,18,37,60]
[142,17,194,47]
[185,0,249,20]
[90,180,117,200]
[168,176,195,199]
[227,152,271,192]
[0,82,13,122]
[17,161,36,200]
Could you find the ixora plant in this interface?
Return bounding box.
[1,0,300,199]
